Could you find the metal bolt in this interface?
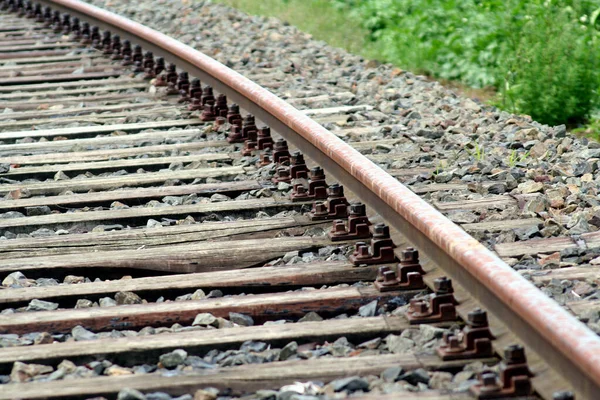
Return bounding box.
[258,126,271,137]
[229,104,240,114]
[504,344,526,365]
[413,301,428,314]
[468,308,488,328]
[448,335,461,349]
[274,139,288,151]
[243,113,255,124]
[553,391,575,400]
[349,202,366,216]
[382,270,397,283]
[276,167,290,178]
[312,202,327,216]
[327,183,344,198]
[355,244,370,258]
[310,167,325,180]
[291,151,305,165]
[401,247,419,264]
[480,372,500,392]
[433,276,453,294]
[377,266,391,281]
[331,220,346,236]
[294,185,306,195]
[372,223,389,238]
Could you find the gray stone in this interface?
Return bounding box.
[453,370,475,383]
[429,371,453,389]
[33,332,53,345]
[207,289,223,298]
[30,228,55,238]
[27,299,59,311]
[210,193,230,202]
[159,349,188,368]
[0,211,25,219]
[517,181,544,194]
[72,325,98,341]
[36,278,59,287]
[146,392,173,400]
[229,312,254,326]
[162,196,183,206]
[358,337,381,349]
[190,289,206,300]
[381,366,403,383]
[64,275,85,284]
[147,219,163,228]
[192,313,218,327]
[487,183,507,194]
[54,171,70,181]
[398,368,430,385]
[385,334,414,353]
[75,299,94,309]
[358,300,378,317]
[568,215,590,235]
[331,336,353,357]
[331,376,369,392]
[115,291,143,305]
[418,324,446,343]
[279,341,298,361]
[2,271,27,287]
[25,206,52,216]
[240,340,268,352]
[256,390,278,400]
[514,225,540,241]
[298,311,323,323]
[99,297,117,307]
[117,388,147,400]
[277,182,292,191]
[10,361,54,383]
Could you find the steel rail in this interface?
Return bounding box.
[35,0,600,397]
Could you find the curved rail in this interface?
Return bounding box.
[35,0,600,397]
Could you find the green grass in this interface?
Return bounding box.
[214,0,600,131]
[212,0,375,57]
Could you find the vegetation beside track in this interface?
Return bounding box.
[214,0,600,134]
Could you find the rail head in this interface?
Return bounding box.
[33,0,600,397]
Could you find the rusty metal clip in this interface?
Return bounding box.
[374,264,425,292]
[200,104,216,122]
[470,345,534,399]
[349,223,397,265]
[374,247,426,291]
[215,94,228,117]
[290,152,309,179]
[309,184,349,221]
[201,86,215,107]
[436,308,494,360]
[227,104,241,124]
[406,277,457,324]
[241,129,258,157]
[328,202,371,241]
[290,167,328,202]
[257,151,272,167]
[273,139,290,165]
[272,166,291,183]
[257,126,274,150]
[227,123,243,143]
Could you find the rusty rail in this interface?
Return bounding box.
[32,0,600,398]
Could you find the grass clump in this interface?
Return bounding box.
[334,0,600,126]
[215,0,600,127]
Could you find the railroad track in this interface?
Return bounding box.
[0,1,597,399]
